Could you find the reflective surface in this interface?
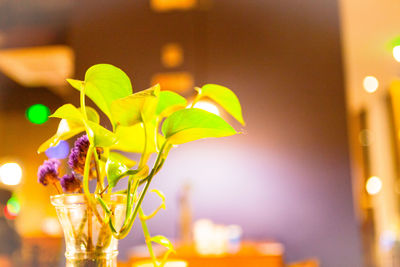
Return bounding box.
[51,194,126,267]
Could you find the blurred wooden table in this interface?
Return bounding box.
[129,241,284,267]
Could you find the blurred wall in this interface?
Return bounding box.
[65,1,362,265]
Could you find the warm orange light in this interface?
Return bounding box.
[151,72,193,93]
[151,0,197,12]
[0,45,74,87]
[133,260,187,267]
[161,43,184,68]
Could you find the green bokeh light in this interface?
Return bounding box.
[6,196,20,215]
[26,104,50,124]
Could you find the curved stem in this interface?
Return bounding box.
[106,141,168,239]
[93,148,104,193]
[139,207,158,265]
[139,120,150,169]
[190,88,202,108]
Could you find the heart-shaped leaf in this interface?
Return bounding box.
[38,106,100,153]
[162,108,237,145]
[109,152,136,168]
[87,121,118,147]
[50,104,83,122]
[106,155,130,188]
[38,119,84,153]
[67,64,133,124]
[200,84,245,125]
[110,84,160,126]
[156,91,187,117]
[111,123,164,153]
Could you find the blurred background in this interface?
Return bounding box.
[1,0,400,266]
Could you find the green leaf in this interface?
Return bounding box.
[111,123,164,153]
[50,104,83,122]
[38,119,84,153]
[150,235,175,253]
[110,84,160,126]
[86,107,100,124]
[49,104,116,147]
[200,84,245,125]
[156,91,187,117]
[109,152,137,168]
[162,108,237,145]
[106,156,130,188]
[38,105,101,153]
[67,64,133,124]
[66,78,83,91]
[87,121,118,147]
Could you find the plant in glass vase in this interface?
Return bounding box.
[37,64,245,267]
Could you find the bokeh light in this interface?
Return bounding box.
[26,104,50,124]
[0,162,22,186]
[6,196,20,217]
[363,76,379,93]
[366,176,382,195]
[42,217,62,236]
[393,46,400,62]
[193,101,220,116]
[45,140,70,159]
[4,206,16,220]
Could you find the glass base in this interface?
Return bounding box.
[66,252,118,267]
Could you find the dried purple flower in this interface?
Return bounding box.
[60,174,82,193]
[37,159,61,186]
[68,135,90,175]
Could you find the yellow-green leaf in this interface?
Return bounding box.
[110,84,160,126]
[38,106,100,153]
[37,119,84,153]
[67,64,133,124]
[50,104,82,122]
[200,84,245,125]
[106,155,130,188]
[86,107,100,124]
[162,108,237,145]
[156,91,187,117]
[87,121,118,147]
[111,123,164,153]
[109,152,136,168]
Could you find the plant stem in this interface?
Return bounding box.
[99,141,168,239]
[139,207,158,266]
[52,183,61,194]
[87,205,93,250]
[93,148,104,193]
[139,120,150,169]
[190,88,202,108]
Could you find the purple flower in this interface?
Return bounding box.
[60,174,82,193]
[68,135,90,175]
[37,159,61,186]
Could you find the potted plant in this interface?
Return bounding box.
[37,64,245,267]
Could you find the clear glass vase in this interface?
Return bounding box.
[51,194,126,267]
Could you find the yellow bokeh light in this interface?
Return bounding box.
[151,0,197,12]
[366,176,382,195]
[0,162,22,186]
[363,76,379,93]
[393,46,400,62]
[193,101,220,116]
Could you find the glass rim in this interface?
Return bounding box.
[50,193,127,207]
